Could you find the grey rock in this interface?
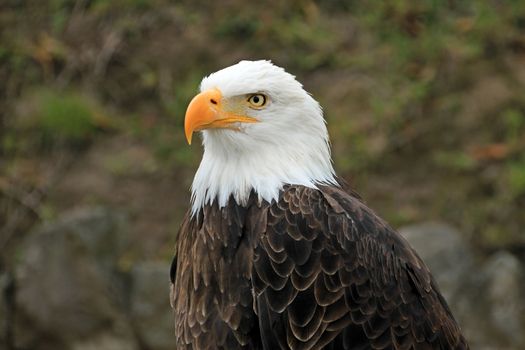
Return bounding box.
[399,222,474,301]
[129,261,176,350]
[399,222,480,345]
[71,332,138,350]
[14,207,138,350]
[400,222,525,350]
[481,251,525,348]
[0,272,8,346]
[13,211,524,350]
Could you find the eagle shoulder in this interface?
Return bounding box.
[252,184,469,349]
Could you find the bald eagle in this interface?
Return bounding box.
[170,60,468,350]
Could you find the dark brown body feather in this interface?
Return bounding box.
[171,185,469,349]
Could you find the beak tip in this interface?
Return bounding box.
[185,132,193,145]
[184,118,193,145]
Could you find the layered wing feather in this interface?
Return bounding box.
[252,185,469,350]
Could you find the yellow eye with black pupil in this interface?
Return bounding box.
[248,94,267,108]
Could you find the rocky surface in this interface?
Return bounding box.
[0,272,9,346]
[13,208,138,350]
[130,262,176,350]
[482,251,525,348]
[3,211,524,349]
[401,222,525,350]
[400,222,475,302]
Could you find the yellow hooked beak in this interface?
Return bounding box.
[184,88,258,144]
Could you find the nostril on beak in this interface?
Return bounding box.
[210,99,218,105]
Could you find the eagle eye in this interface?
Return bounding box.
[247,94,267,109]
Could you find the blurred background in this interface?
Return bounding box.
[1,1,525,349]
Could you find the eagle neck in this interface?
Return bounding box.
[190,132,337,216]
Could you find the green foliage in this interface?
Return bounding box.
[503,108,525,142]
[123,72,204,167]
[215,14,260,39]
[91,0,161,12]
[433,151,476,172]
[9,90,113,151]
[507,159,525,196]
[2,0,525,252]
[38,92,96,140]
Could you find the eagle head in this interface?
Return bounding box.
[184,60,336,214]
